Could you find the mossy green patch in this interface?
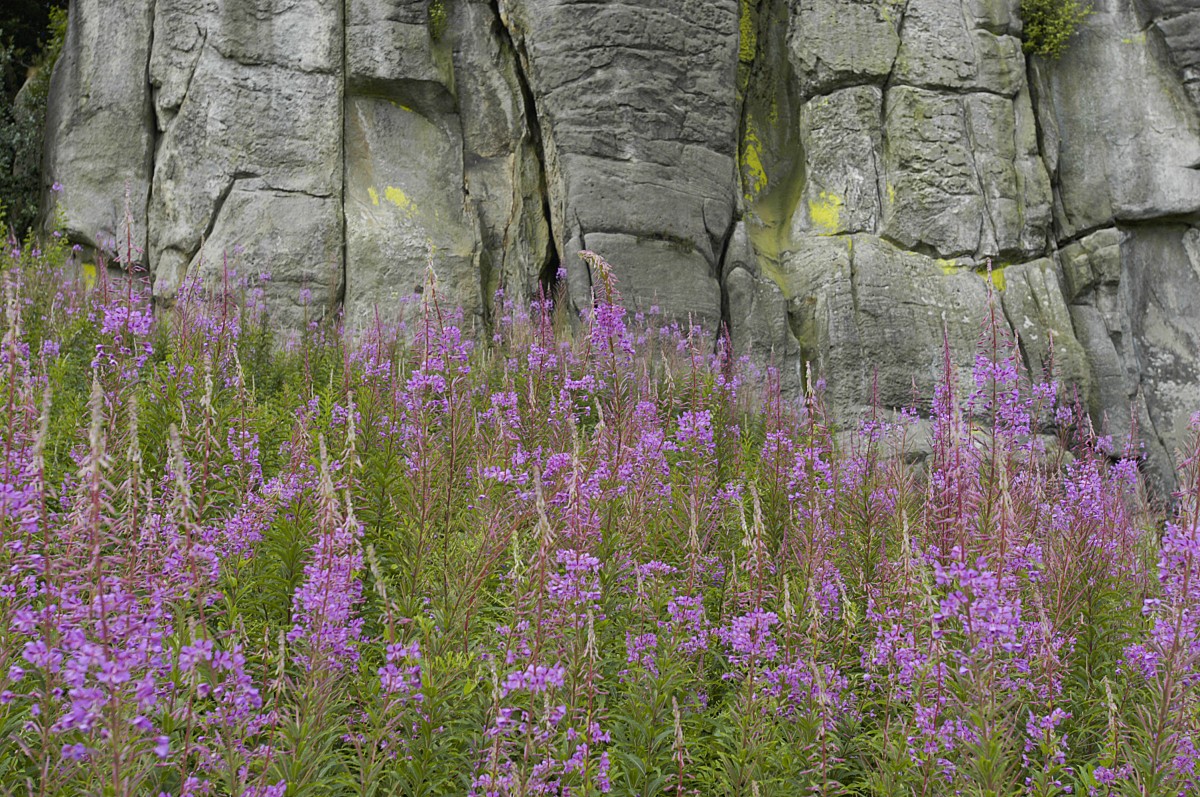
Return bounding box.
[1020,0,1091,58]
[428,0,449,42]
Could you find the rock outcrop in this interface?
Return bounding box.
[41,0,1200,492]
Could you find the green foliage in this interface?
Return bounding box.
[428,0,448,43]
[0,1,65,58]
[1021,0,1092,58]
[0,5,67,235]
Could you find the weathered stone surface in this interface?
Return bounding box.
[499,0,739,325]
[1122,225,1200,483]
[788,0,900,96]
[1060,228,1122,303]
[963,88,1053,257]
[1140,0,1200,110]
[190,184,342,330]
[1030,0,1200,239]
[881,85,1050,259]
[723,221,803,391]
[42,0,155,259]
[343,97,481,328]
[795,87,883,237]
[454,0,553,305]
[147,0,342,304]
[999,259,1090,390]
[346,0,450,97]
[783,235,996,416]
[575,232,721,331]
[966,0,1021,35]
[882,86,989,257]
[892,0,1024,96]
[1068,304,1133,436]
[1056,225,1200,491]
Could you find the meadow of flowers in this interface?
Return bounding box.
[0,232,1197,797]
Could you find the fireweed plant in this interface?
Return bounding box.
[0,229,1197,797]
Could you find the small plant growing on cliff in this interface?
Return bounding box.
[428,0,448,42]
[1021,0,1091,58]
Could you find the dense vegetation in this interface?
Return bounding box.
[0,233,1197,797]
[1021,0,1092,58]
[0,4,66,236]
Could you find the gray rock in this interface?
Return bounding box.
[881,85,1051,259]
[999,259,1090,392]
[882,86,988,257]
[892,0,1024,96]
[1060,228,1122,302]
[1068,303,1137,442]
[36,0,1200,492]
[963,89,1053,258]
[454,0,554,306]
[1140,0,1200,110]
[788,0,901,96]
[147,1,343,302]
[575,232,722,332]
[782,235,997,417]
[1030,0,1200,238]
[42,0,155,260]
[967,0,1021,35]
[189,184,342,330]
[499,0,739,327]
[1060,225,1194,491]
[346,0,452,99]
[795,87,884,237]
[343,96,482,329]
[1121,225,1200,486]
[723,222,803,392]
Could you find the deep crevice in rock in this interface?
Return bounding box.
[143,0,159,271]
[338,0,348,309]
[714,219,736,354]
[489,1,560,302]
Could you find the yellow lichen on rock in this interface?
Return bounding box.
[384,186,415,216]
[738,0,757,65]
[740,122,768,202]
[989,267,1007,292]
[808,191,843,234]
[935,258,960,276]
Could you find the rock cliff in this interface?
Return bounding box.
[41,0,1200,489]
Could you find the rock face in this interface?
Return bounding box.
[41,0,1200,492]
[146,0,345,324]
[41,0,155,259]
